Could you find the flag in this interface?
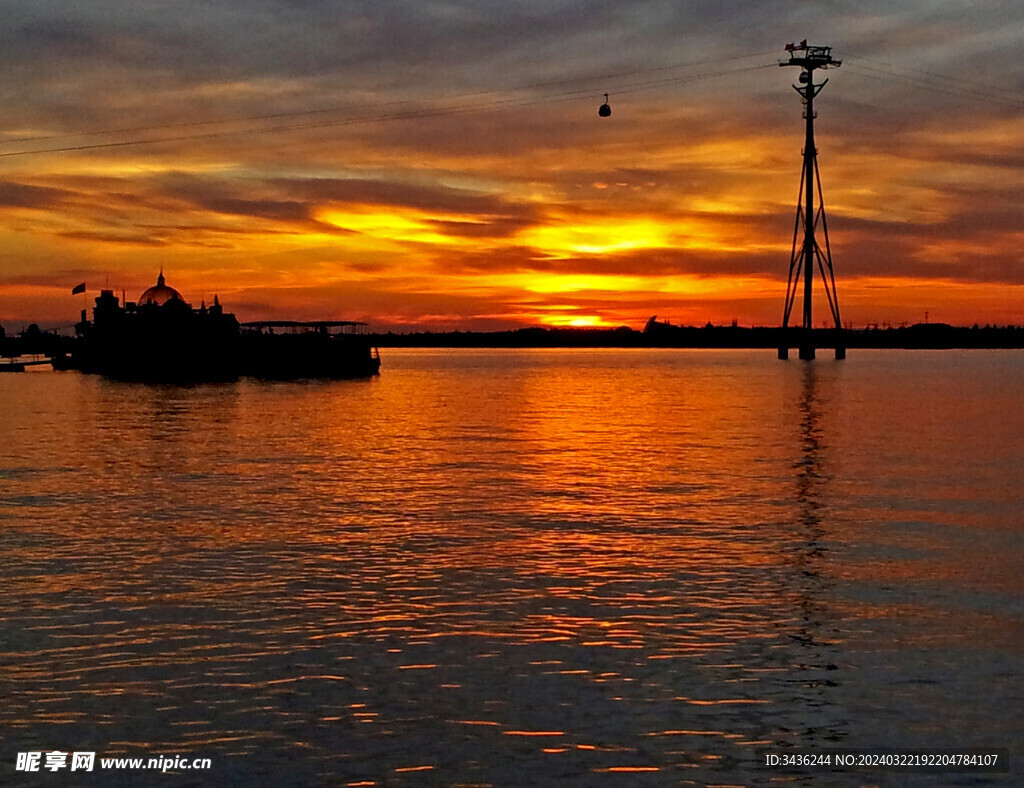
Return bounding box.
[72,282,86,295]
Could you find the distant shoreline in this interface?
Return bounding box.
[367,324,1024,350]
[3,323,1023,358]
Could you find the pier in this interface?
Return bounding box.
[0,356,53,372]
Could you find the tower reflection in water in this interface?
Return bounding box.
[788,362,844,744]
[796,362,828,546]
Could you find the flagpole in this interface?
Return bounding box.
[71,282,88,325]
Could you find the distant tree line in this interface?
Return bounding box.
[4,321,1023,358]
[366,324,1024,349]
[0,324,75,357]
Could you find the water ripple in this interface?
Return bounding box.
[1,351,1021,786]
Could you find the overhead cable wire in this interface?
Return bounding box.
[0,62,771,160]
[4,50,1020,161]
[0,50,777,153]
[843,54,1024,111]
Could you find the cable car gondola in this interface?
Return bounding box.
[598,93,611,117]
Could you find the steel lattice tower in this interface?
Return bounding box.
[778,42,844,361]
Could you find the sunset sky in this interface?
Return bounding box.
[1,1,1023,331]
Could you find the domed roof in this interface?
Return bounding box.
[139,272,184,306]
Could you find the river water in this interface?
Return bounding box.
[1,349,1021,786]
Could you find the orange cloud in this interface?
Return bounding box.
[2,26,1023,332]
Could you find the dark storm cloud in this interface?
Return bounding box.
[13,18,105,56]
[434,205,1024,287]
[434,242,784,279]
[145,172,541,239]
[0,2,660,96]
[57,230,168,247]
[271,177,531,218]
[1,1,1016,111]
[427,217,534,239]
[146,173,309,223]
[0,181,73,209]
[0,1,1012,168]
[0,268,95,287]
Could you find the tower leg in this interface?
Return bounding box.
[799,345,815,360]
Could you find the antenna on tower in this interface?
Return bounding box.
[777,41,845,361]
